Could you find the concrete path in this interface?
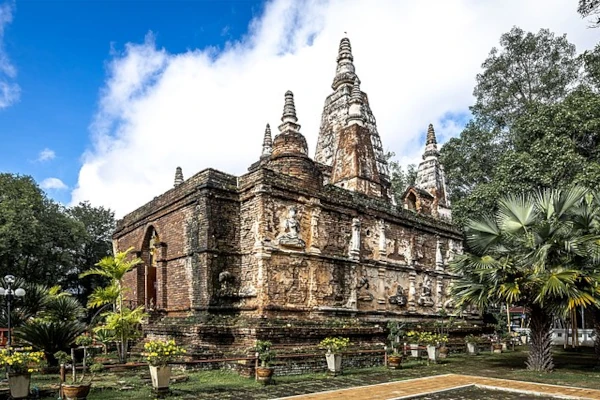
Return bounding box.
[277,374,600,400]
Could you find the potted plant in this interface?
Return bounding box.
[0,347,45,399]
[406,331,421,357]
[464,334,481,355]
[320,337,350,375]
[60,334,100,400]
[437,334,449,359]
[387,321,405,369]
[143,338,186,393]
[254,340,276,384]
[421,332,441,362]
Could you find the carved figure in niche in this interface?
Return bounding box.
[403,237,414,265]
[357,276,373,302]
[388,285,407,307]
[251,217,261,249]
[309,208,321,254]
[278,207,305,249]
[444,281,455,309]
[418,275,434,307]
[349,217,361,259]
[435,236,444,271]
[218,271,236,297]
[149,230,159,265]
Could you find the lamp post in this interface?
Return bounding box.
[0,275,26,349]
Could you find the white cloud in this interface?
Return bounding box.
[41,177,68,190]
[37,148,56,162]
[0,1,19,109]
[71,0,600,217]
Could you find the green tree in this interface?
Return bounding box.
[386,151,416,203]
[578,0,600,27]
[67,201,115,305]
[81,247,145,363]
[472,27,579,128]
[451,187,600,372]
[0,174,84,286]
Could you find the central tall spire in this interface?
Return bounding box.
[315,36,390,199]
[332,37,357,90]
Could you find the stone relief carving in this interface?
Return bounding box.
[357,276,373,302]
[218,271,236,297]
[388,285,407,307]
[435,236,444,271]
[277,207,305,249]
[417,275,434,307]
[444,280,455,309]
[436,277,444,310]
[408,272,417,312]
[348,217,361,259]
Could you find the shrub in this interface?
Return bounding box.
[0,347,45,374]
[319,337,350,353]
[465,334,483,344]
[254,340,276,367]
[143,339,186,367]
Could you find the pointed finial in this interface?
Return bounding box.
[261,123,272,159]
[423,124,439,159]
[279,90,301,134]
[282,90,298,123]
[174,166,184,187]
[337,37,353,63]
[426,124,437,145]
[332,37,357,90]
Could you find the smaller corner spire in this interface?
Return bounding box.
[279,90,301,134]
[422,123,440,159]
[261,123,272,159]
[174,166,184,187]
[347,78,365,126]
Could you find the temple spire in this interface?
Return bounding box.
[174,166,184,187]
[423,123,440,158]
[332,37,357,90]
[278,90,301,134]
[346,78,364,126]
[261,123,272,159]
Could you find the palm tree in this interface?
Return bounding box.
[80,247,144,363]
[450,187,600,372]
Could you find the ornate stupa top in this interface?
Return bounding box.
[332,37,357,90]
[261,123,272,159]
[423,123,440,158]
[347,77,365,126]
[174,166,184,187]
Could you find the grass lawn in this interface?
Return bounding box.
[27,347,600,399]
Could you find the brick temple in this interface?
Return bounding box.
[113,37,464,352]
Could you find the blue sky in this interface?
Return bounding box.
[0,0,264,204]
[0,0,597,216]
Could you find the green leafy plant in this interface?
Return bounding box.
[319,337,350,354]
[254,340,276,368]
[387,321,405,355]
[143,339,186,367]
[464,334,483,344]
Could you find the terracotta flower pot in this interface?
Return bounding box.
[256,366,274,384]
[492,344,503,354]
[439,346,449,359]
[62,383,91,400]
[7,373,31,399]
[388,355,402,369]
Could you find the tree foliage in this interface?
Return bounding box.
[386,152,416,203]
[0,174,115,306]
[450,187,600,371]
[440,27,600,228]
[578,0,600,27]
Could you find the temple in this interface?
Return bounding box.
[113,37,465,353]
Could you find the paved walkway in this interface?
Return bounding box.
[277,374,600,400]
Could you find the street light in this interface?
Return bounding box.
[0,275,26,349]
